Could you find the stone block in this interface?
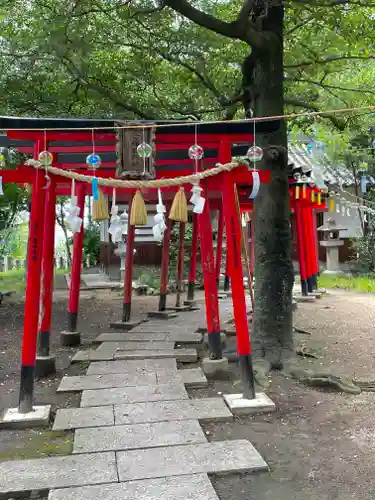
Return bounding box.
[293,295,316,303]
[86,358,177,376]
[53,406,114,431]
[48,474,219,500]
[73,419,206,453]
[202,357,229,379]
[80,382,188,407]
[116,439,268,481]
[35,355,56,378]
[57,372,158,392]
[147,311,177,319]
[110,320,143,331]
[0,405,51,429]
[0,452,117,495]
[223,392,276,416]
[114,398,233,425]
[61,330,81,347]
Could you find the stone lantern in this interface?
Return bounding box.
[317,218,347,274]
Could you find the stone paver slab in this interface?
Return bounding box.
[114,398,233,425]
[53,406,114,430]
[58,369,204,392]
[87,358,177,376]
[58,372,158,392]
[94,332,202,344]
[156,368,207,388]
[97,341,175,352]
[117,439,268,481]
[72,350,115,362]
[0,452,117,494]
[114,349,197,362]
[94,333,168,343]
[80,383,188,407]
[48,474,218,500]
[114,349,198,363]
[73,419,206,453]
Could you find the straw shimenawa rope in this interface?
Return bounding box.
[25,159,246,188]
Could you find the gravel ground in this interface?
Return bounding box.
[1,288,375,499]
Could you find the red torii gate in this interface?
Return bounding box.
[0,116,281,415]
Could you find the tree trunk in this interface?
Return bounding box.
[247,4,295,369]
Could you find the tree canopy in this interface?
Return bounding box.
[0,0,374,130]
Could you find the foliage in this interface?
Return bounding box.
[169,221,193,265]
[83,224,101,266]
[0,1,373,128]
[0,149,28,257]
[318,273,375,294]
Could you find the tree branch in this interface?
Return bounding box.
[290,77,375,96]
[285,55,375,69]
[285,97,346,129]
[162,0,262,47]
[237,0,254,24]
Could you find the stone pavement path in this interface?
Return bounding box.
[0,309,268,499]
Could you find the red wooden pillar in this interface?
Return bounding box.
[19,166,46,413]
[66,181,86,340]
[36,175,57,377]
[122,196,135,322]
[197,187,222,359]
[295,202,308,295]
[250,215,255,278]
[175,222,185,308]
[159,218,173,311]
[223,252,230,291]
[187,213,198,301]
[215,206,224,286]
[311,208,320,289]
[222,172,255,398]
[302,206,314,293]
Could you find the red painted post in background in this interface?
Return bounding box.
[250,216,255,278]
[215,206,224,287]
[122,196,135,323]
[159,218,173,311]
[175,222,185,308]
[66,181,86,336]
[19,165,46,413]
[187,213,198,301]
[223,252,230,291]
[295,202,308,295]
[302,206,314,293]
[311,208,320,289]
[222,172,255,398]
[36,175,57,377]
[197,189,222,359]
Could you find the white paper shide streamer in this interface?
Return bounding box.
[190,183,205,214]
[108,189,126,243]
[153,189,167,242]
[66,179,82,234]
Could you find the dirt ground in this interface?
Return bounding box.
[1,288,375,499]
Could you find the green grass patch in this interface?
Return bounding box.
[318,274,375,294]
[0,267,67,293]
[0,430,73,461]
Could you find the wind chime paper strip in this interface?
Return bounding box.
[0,176,3,196]
[248,171,260,199]
[116,122,156,179]
[361,176,367,194]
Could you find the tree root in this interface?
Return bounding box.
[253,357,361,394]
